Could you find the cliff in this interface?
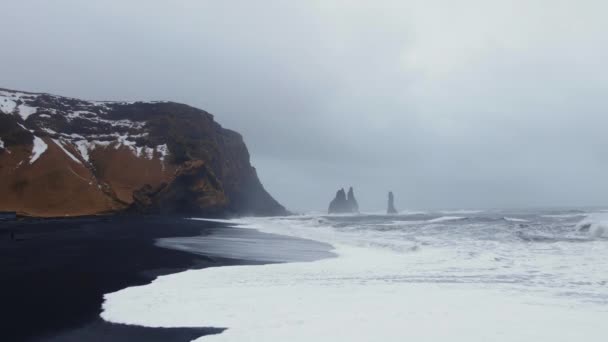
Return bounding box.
[0,88,287,217]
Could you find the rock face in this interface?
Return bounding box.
[387,191,398,214]
[328,186,359,214]
[0,87,287,217]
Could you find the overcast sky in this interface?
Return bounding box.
[2,0,608,211]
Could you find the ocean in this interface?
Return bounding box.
[102,209,608,341]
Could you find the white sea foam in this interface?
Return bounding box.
[398,209,428,215]
[158,227,334,263]
[440,209,483,215]
[542,213,587,219]
[576,213,608,238]
[504,217,529,222]
[102,213,608,341]
[427,216,466,223]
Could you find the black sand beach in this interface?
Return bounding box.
[0,216,250,342]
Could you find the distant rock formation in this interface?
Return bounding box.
[329,187,359,214]
[329,189,348,214]
[387,191,398,214]
[346,187,359,213]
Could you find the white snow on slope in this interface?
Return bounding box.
[29,136,48,164]
[17,123,30,132]
[2,88,170,164]
[0,97,17,114]
[135,146,155,159]
[0,89,34,99]
[64,110,145,129]
[0,138,4,149]
[74,139,115,162]
[41,128,57,135]
[52,139,82,164]
[115,135,137,149]
[62,133,86,140]
[75,140,91,162]
[156,144,169,161]
[145,147,154,159]
[18,104,37,120]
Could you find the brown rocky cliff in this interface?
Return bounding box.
[0,88,287,217]
[132,159,228,216]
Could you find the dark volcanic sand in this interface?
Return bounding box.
[0,216,250,342]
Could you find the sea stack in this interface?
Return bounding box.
[346,187,359,213]
[328,186,359,214]
[387,191,398,214]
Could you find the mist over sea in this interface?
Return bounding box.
[102,208,608,341]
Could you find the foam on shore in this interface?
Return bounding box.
[101,214,608,341]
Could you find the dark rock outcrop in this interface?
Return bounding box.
[132,160,228,216]
[387,191,398,214]
[346,187,359,213]
[0,87,287,217]
[328,188,347,214]
[328,186,359,214]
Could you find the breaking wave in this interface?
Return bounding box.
[504,217,529,223]
[576,213,608,238]
[427,216,467,223]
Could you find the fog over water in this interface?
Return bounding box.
[1,1,607,211]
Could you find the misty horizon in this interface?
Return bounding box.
[2,1,607,212]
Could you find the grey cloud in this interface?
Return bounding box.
[1,0,607,211]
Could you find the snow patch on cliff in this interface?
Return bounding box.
[30,136,48,164]
[75,140,91,162]
[18,104,38,120]
[17,123,30,132]
[74,139,115,162]
[156,144,169,161]
[0,97,17,114]
[41,127,57,135]
[52,139,82,164]
[115,135,137,149]
[0,89,39,119]
[64,109,145,129]
[135,146,155,159]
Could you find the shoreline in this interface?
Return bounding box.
[99,214,608,342]
[1,216,255,341]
